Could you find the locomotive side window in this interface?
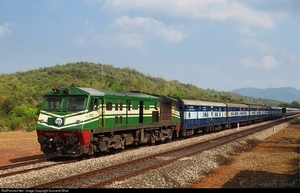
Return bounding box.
[89,100,93,111]
[89,98,99,111]
[106,102,112,111]
[44,96,63,110]
[66,97,86,110]
[94,98,99,109]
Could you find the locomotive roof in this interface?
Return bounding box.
[79,87,105,96]
[79,87,160,99]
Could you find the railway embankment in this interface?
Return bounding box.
[0,117,299,188]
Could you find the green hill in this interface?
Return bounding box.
[0,61,295,132]
[232,87,300,103]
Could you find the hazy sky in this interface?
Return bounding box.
[1,0,299,91]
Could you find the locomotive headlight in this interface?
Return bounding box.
[38,119,44,123]
[76,120,81,124]
[68,136,78,145]
[54,118,63,126]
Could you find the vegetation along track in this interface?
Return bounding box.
[28,117,296,189]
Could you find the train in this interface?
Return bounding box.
[36,86,300,158]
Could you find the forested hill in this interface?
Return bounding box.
[232,87,300,103]
[0,62,296,131]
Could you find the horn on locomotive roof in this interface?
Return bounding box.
[52,88,61,93]
[63,88,69,95]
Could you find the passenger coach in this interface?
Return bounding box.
[177,99,227,136]
[225,103,249,127]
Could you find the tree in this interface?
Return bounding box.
[291,101,300,108]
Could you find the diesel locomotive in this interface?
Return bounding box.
[36,87,180,158]
[36,86,300,158]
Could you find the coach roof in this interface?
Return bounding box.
[178,99,226,107]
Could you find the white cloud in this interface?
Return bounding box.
[210,1,274,28]
[240,55,277,69]
[260,55,278,69]
[74,30,144,49]
[240,38,300,67]
[237,26,257,37]
[110,32,144,48]
[74,15,186,49]
[0,23,12,38]
[102,0,275,28]
[239,38,274,54]
[279,47,300,66]
[110,16,186,43]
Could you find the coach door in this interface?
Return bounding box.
[94,97,104,127]
[88,96,104,127]
[139,101,144,123]
[126,100,130,124]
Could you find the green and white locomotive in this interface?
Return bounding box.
[36,87,181,158]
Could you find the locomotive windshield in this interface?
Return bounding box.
[43,96,63,110]
[65,97,86,110]
[42,96,86,111]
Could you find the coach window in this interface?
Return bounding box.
[115,103,118,111]
[120,103,123,111]
[106,102,112,111]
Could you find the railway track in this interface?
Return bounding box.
[0,158,48,170]
[28,117,295,188]
[0,157,80,178]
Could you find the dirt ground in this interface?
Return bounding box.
[0,122,299,188]
[0,131,46,165]
[191,121,300,188]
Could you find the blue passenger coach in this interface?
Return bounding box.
[225,103,249,126]
[270,106,282,119]
[249,104,264,123]
[177,99,227,136]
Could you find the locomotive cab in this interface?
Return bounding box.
[36,87,96,157]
